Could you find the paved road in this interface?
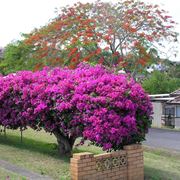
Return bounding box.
[144,128,180,152]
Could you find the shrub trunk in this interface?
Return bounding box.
[53,131,75,157]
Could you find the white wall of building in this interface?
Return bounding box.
[152,102,163,128]
[175,106,180,129]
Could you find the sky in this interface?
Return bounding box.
[0,0,180,61]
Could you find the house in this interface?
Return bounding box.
[150,90,180,129]
[166,89,180,128]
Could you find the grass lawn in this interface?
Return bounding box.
[144,147,180,180]
[0,128,180,180]
[0,129,70,179]
[0,167,25,180]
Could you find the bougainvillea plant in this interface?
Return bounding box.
[0,64,152,155]
[24,0,178,75]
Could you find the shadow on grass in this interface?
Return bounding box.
[0,133,69,163]
[144,165,180,180]
[73,145,103,155]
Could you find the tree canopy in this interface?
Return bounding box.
[24,0,178,74]
[0,64,152,155]
[142,70,180,94]
[0,41,36,75]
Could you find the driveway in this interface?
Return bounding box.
[144,128,180,152]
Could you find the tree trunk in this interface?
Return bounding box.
[53,131,75,157]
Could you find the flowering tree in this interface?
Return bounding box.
[0,64,152,155]
[24,0,178,74]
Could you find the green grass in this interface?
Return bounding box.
[0,129,70,180]
[0,128,180,180]
[144,147,180,180]
[0,167,25,180]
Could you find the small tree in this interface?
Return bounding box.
[142,70,180,94]
[166,61,180,79]
[0,64,152,156]
[0,41,37,75]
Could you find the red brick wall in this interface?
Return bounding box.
[70,144,144,180]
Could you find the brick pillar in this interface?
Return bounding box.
[70,152,96,180]
[70,144,144,180]
[124,144,144,180]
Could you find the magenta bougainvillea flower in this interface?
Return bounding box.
[0,64,152,151]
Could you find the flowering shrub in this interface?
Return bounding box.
[0,64,152,154]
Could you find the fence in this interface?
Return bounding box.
[70,144,144,180]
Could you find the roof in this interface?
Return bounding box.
[149,89,180,104]
[167,96,180,105]
[170,89,180,97]
[151,97,175,101]
[149,94,170,102]
[149,94,170,98]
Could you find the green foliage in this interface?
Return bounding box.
[156,59,180,79]
[168,62,180,78]
[142,71,180,94]
[0,41,37,75]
